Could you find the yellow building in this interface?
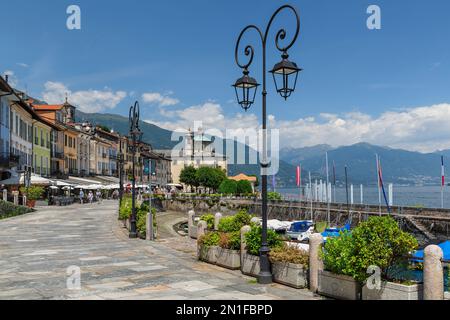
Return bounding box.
[32,117,54,177]
[64,125,79,176]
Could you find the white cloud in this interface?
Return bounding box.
[146,102,259,133]
[142,92,179,107]
[42,81,127,113]
[269,103,450,153]
[16,62,29,68]
[146,101,450,153]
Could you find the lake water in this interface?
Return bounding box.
[277,185,450,209]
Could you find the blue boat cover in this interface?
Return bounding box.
[321,223,351,239]
[412,241,450,261]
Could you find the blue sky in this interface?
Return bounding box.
[3,0,450,152]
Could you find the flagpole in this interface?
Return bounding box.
[442,156,444,208]
[376,154,381,216]
[299,165,302,203]
[309,171,313,221]
[332,160,336,203]
[326,152,330,226]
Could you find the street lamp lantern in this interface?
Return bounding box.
[269,52,301,100]
[232,69,260,111]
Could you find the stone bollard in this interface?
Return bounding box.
[22,195,27,207]
[188,210,195,238]
[3,189,7,202]
[197,220,207,239]
[214,212,222,231]
[250,217,261,225]
[309,233,324,293]
[12,191,19,206]
[240,225,251,261]
[146,212,154,241]
[424,244,444,300]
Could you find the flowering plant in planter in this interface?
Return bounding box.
[269,243,310,289]
[269,244,309,266]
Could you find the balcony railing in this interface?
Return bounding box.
[102,153,107,158]
[0,153,20,168]
[52,151,64,160]
[68,169,79,176]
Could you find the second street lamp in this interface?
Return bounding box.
[232,4,301,284]
[128,101,143,239]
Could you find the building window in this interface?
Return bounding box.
[65,135,67,147]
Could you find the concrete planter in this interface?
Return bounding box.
[241,252,261,277]
[216,248,241,270]
[272,261,308,289]
[198,245,219,264]
[318,270,361,300]
[189,226,198,239]
[445,292,450,300]
[362,281,423,300]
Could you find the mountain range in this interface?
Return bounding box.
[75,110,447,187]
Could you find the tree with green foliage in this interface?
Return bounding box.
[196,167,226,193]
[218,179,237,195]
[179,166,199,192]
[267,191,282,200]
[236,180,253,195]
[96,125,111,133]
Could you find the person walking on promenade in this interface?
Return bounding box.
[96,190,102,204]
[88,191,94,204]
[79,189,84,204]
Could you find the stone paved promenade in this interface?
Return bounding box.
[0,200,321,300]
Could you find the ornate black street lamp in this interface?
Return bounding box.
[118,141,125,207]
[128,101,143,238]
[233,4,301,284]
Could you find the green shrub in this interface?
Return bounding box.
[322,216,418,283]
[200,213,215,230]
[136,206,157,238]
[217,216,235,233]
[236,180,253,195]
[245,225,283,256]
[267,191,282,201]
[218,179,238,195]
[269,243,309,266]
[119,197,132,220]
[198,231,220,247]
[218,209,252,233]
[233,209,252,227]
[218,231,241,250]
[19,186,45,200]
[0,200,33,220]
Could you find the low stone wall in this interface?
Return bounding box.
[162,198,450,241]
